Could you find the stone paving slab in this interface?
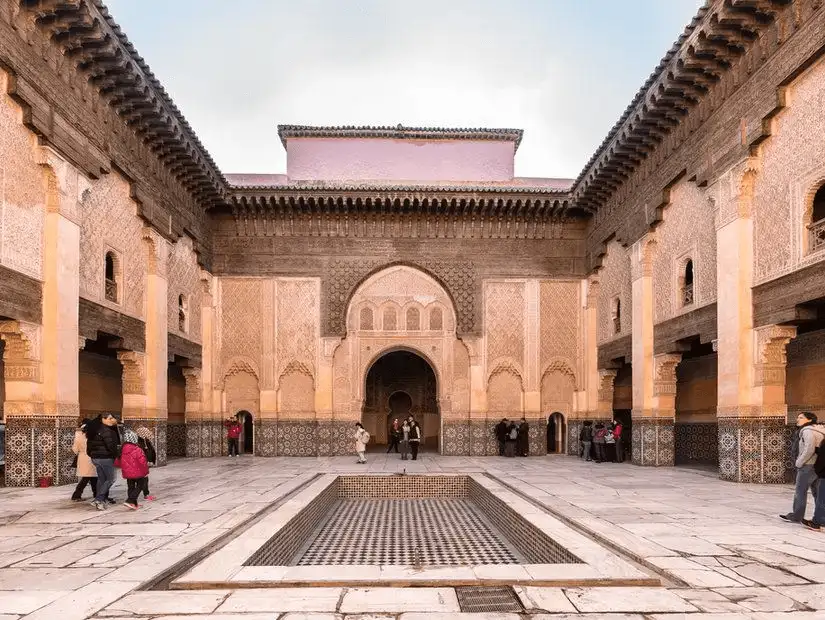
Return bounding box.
[0,455,822,619]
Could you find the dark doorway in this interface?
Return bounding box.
[547,412,566,453]
[363,350,439,451]
[237,410,254,455]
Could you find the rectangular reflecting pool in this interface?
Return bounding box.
[172,474,658,588]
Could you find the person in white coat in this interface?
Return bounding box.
[70,419,98,501]
[354,422,370,464]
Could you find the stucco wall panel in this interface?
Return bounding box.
[79,172,146,320]
[0,69,43,281]
[754,56,825,283]
[167,236,202,344]
[597,240,631,344]
[652,180,716,324]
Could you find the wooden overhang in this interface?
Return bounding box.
[20,0,227,208]
[570,0,791,214]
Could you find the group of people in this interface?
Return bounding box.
[70,413,156,510]
[355,416,423,463]
[495,418,531,457]
[578,420,625,463]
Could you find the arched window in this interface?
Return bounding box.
[359,307,373,331]
[178,294,188,333]
[104,251,120,303]
[809,184,825,253]
[429,307,443,331]
[406,307,420,331]
[612,297,621,335]
[681,259,694,307]
[383,307,397,331]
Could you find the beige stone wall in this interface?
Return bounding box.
[675,355,717,423]
[167,236,202,343]
[597,240,631,343]
[787,364,825,415]
[79,172,146,319]
[754,55,825,284]
[652,179,717,324]
[78,351,122,419]
[0,69,43,281]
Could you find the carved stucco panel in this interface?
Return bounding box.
[652,179,717,323]
[597,240,631,344]
[276,279,319,379]
[220,278,263,376]
[539,280,579,374]
[167,236,202,343]
[485,281,525,374]
[79,172,146,319]
[754,56,825,282]
[0,70,44,280]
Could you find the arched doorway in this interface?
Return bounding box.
[236,410,254,455]
[362,350,439,451]
[547,412,566,453]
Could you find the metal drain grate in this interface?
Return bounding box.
[456,586,524,613]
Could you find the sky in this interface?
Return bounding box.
[104,0,704,179]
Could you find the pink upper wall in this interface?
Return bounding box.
[285,137,516,182]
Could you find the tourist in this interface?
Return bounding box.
[546,416,556,453]
[135,427,157,501]
[579,421,593,462]
[504,421,518,457]
[354,422,370,464]
[517,417,530,457]
[70,419,97,501]
[593,422,607,463]
[225,417,242,457]
[119,428,150,510]
[85,413,120,510]
[387,418,401,454]
[409,420,422,460]
[780,412,825,528]
[400,419,410,460]
[495,418,509,456]
[613,420,624,463]
[604,423,616,462]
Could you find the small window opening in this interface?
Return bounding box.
[682,260,694,307]
[360,307,374,331]
[430,307,443,331]
[809,185,825,254]
[611,298,622,335]
[105,251,119,303]
[178,294,188,333]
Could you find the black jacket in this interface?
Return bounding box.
[138,437,157,464]
[86,425,120,459]
[495,421,508,441]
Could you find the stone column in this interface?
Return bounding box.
[258,279,278,456]
[523,279,545,456]
[466,337,493,455]
[570,277,603,454]
[199,271,219,456]
[1,321,44,486]
[630,233,676,465]
[182,367,202,457]
[315,338,340,457]
[39,149,85,473]
[713,159,793,482]
[597,369,618,419]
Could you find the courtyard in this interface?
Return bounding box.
[0,455,823,619]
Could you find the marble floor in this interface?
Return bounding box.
[0,454,823,619]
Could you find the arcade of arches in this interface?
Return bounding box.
[3,0,825,487]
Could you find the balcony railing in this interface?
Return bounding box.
[809,217,825,254]
[105,278,118,303]
[682,283,694,307]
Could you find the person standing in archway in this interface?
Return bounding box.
[399,418,411,460]
[495,418,509,456]
[518,417,530,457]
[409,419,422,460]
[354,422,370,464]
[225,417,242,457]
[387,418,401,454]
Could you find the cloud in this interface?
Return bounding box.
[104,0,704,178]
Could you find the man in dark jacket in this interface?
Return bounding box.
[517,417,530,457]
[495,418,509,456]
[86,413,120,510]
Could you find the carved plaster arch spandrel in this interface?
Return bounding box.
[540,357,579,391]
[487,357,525,384]
[278,359,315,386]
[220,356,260,390]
